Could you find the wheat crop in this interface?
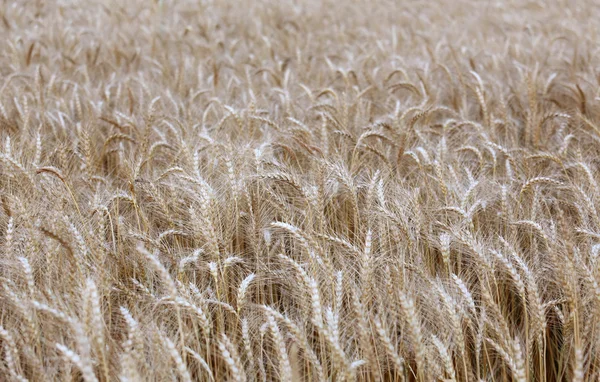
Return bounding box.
[1,0,599,380]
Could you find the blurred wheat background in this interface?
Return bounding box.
[0,0,599,380]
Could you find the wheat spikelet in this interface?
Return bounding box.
[137,244,177,298]
[267,312,293,382]
[431,335,456,382]
[161,334,192,382]
[56,341,98,382]
[18,257,35,297]
[172,297,211,337]
[573,344,585,382]
[219,333,246,382]
[185,346,214,381]
[262,305,325,380]
[374,315,405,375]
[0,326,28,382]
[119,306,142,365]
[241,319,255,376]
[83,278,109,380]
[237,273,255,312]
[399,291,426,379]
[485,338,525,382]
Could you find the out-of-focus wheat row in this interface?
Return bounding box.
[0,0,599,380]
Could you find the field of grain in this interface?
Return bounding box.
[1,0,600,380]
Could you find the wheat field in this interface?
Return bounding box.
[1,0,600,380]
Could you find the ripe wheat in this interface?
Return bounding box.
[0,0,599,380]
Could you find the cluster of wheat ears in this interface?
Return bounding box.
[1,0,600,381]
